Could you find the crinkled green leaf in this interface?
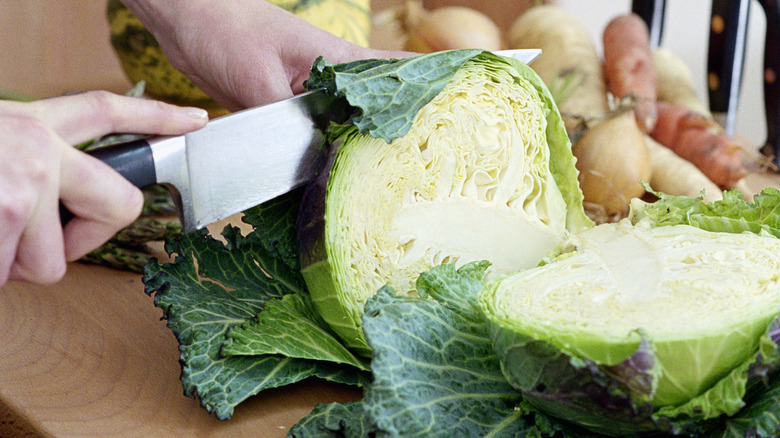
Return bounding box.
[674,318,780,437]
[361,263,531,437]
[658,336,772,420]
[708,377,780,438]
[222,293,369,371]
[631,187,780,237]
[306,50,485,141]
[415,259,490,321]
[287,401,373,437]
[240,188,304,271]
[143,192,365,419]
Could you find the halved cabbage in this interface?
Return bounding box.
[298,53,590,355]
[480,218,780,434]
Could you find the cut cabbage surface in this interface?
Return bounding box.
[300,53,589,354]
[482,219,780,407]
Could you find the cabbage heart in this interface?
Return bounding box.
[480,219,780,434]
[299,53,590,355]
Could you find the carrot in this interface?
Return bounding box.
[603,13,658,133]
[650,101,746,188]
[507,5,609,132]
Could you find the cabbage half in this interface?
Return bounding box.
[480,218,780,435]
[298,51,591,355]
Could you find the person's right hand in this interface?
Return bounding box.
[121,0,413,110]
[0,91,208,287]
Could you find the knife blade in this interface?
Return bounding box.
[67,49,542,232]
[707,0,751,136]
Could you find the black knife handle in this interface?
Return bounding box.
[707,0,751,134]
[60,138,157,225]
[759,0,780,165]
[631,0,666,49]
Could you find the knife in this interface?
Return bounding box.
[63,49,542,232]
[631,0,666,49]
[707,0,751,136]
[758,0,779,166]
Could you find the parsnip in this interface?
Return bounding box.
[652,48,711,117]
[644,135,722,202]
[506,5,609,132]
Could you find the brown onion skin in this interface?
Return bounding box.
[572,110,652,216]
[404,6,503,53]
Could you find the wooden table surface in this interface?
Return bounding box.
[0,254,361,437]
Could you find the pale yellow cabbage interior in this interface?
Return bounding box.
[490,220,780,339]
[325,60,570,305]
[485,220,780,405]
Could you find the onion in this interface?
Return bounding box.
[572,110,652,217]
[403,3,502,52]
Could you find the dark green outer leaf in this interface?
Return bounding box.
[241,187,305,271]
[490,325,671,437]
[306,50,485,142]
[361,263,531,437]
[142,193,365,419]
[222,293,369,371]
[287,401,374,438]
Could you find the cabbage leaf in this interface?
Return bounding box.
[143,191,367,420]
[631,187,780,237]
[306,49,484,141]
[291,262,536,437]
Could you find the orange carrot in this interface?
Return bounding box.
[603,13,658,133]
[650,101,746,188]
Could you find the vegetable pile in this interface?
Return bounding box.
[142,49,780,437]
[507,5,752,219]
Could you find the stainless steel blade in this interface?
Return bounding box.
[173,91,350,231]
[497,49,542,64]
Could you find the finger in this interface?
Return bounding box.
[0,119,67,284]
[8,184,67,285]
[0,167,34,285]
[59,146,144,261]
[26,91,208,145]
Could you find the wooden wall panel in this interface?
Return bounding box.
[0,1,131,98]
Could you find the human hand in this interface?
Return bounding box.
[121,0,413,110]
[0,91,207,286]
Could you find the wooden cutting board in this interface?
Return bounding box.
[0,242,361,437]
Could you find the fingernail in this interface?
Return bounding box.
[185,107,209,120]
